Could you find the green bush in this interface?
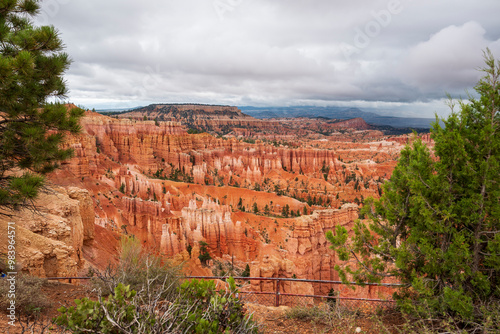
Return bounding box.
[56,278,259,334]
[55,283,138,334]
[198,241,212,265]
[177,277,258,333]
[60,237,258,333]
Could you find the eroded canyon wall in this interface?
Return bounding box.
[42,108,424,300]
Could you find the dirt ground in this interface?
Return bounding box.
[246,303,402,334]
[0,281,403,333]
[0,280,95,334]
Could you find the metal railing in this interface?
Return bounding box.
[46,275,403,311]
[45,276,91,284]
[185,276,402,310]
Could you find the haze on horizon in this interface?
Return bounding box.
[38,0,500,118]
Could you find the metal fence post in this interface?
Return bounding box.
[275,279,280,307]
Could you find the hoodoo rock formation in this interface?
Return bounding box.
[31,104,432,298]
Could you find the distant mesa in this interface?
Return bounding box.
[119,103,253,120]
[115,103,270,135]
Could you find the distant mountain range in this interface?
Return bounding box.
[240,106,438,129]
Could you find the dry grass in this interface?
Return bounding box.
[0,274,51,316]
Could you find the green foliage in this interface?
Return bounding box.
[0,0,84,214]
[281,204,290,218]
[241,264,251,277]
[327,50,500,321]
[284,303,362,332]
[58,240,258,333]
[187,128,203,134]
[241,138,255,144]
[386,299,500,333]
[252,202,258,214]
[57,278,258,333]
[198,241,212,265]
[118,183,125,193]
[151,166,194,183]
[55,283,137,334]
[177,277,258,333]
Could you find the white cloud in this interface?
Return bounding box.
[400,21,500,94]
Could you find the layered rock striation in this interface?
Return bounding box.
[43,107,429,300]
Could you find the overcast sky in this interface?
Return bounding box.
[37,0,500,117]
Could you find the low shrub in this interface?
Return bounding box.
[386,299,500,333]
[285,303,362,332]
[56,278,259,333]
[55,283,143,333]
[61,236,258,333]
[285,305,327,322]
[90,236,180,298]
[0,273,51,316]
[176,277,258,333]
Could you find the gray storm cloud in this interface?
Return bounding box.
[37,0,500,116]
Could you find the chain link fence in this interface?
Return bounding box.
[45,275,400,314]
[187,276,401,314]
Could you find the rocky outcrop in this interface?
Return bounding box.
[67,187,95,243]
[387,133,433,145]
[0,187,94,277]
[0,220,79,278]
[250,206,357,278]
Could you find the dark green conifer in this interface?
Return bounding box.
[327,50,500,319]
[0,0,84,214]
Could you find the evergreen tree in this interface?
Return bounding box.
[198,241,211,265]
[264,204,270,215]
[281,204,290,218]
[252,202,258,214]
[0,0,84,214]
[241,264,250,278]
[327,51,500,319]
